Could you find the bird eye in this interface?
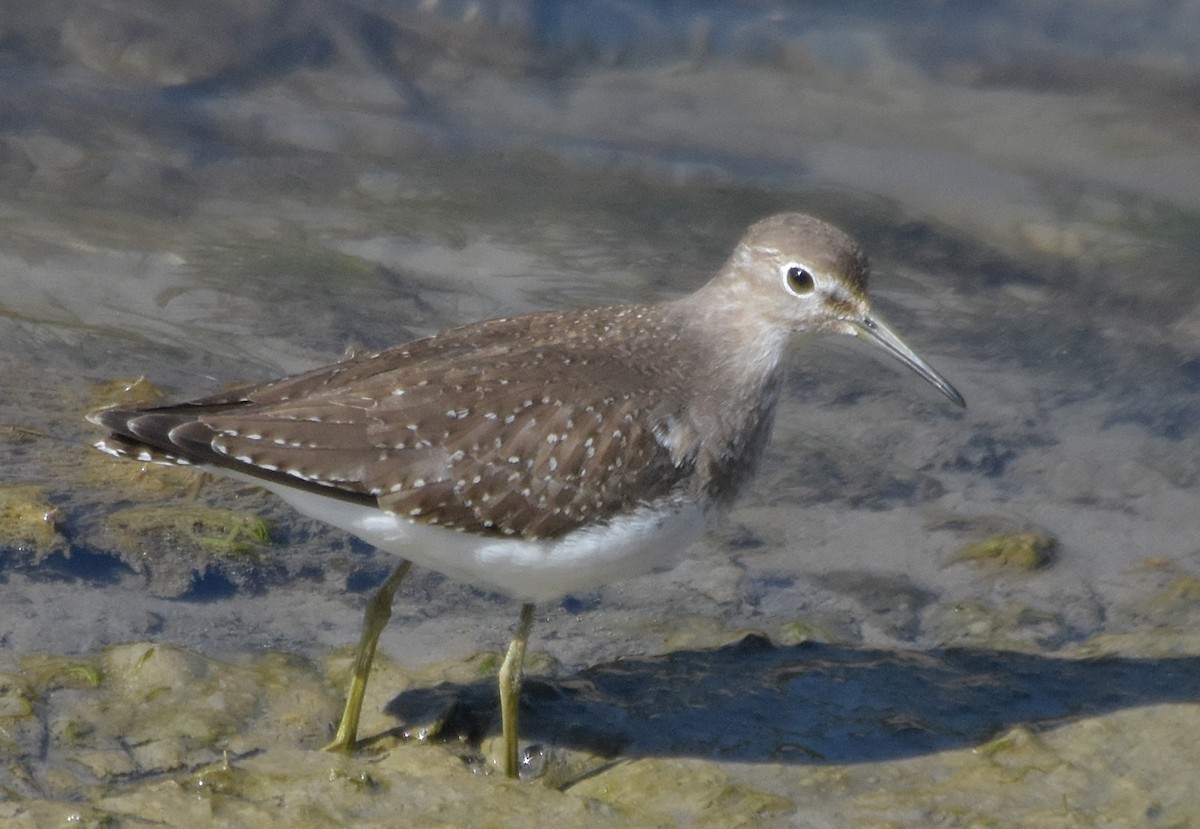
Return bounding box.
[784,265,815,295]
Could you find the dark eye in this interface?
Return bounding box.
[785,265,815,295]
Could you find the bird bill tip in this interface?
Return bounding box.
[853,315,965,408]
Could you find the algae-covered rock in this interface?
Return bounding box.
[0,484,68,559]
[105,504,271,557]
[88,376,166,411]
[955,531,1056,571]
[0,672,34,720]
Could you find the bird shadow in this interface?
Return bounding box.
[383,634,1200,765]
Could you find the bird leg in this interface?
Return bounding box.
[324,560,412,752]
[497,603,536,778]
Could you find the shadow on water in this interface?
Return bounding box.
[387,634,1200,765]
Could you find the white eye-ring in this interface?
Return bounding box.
[782,263,815,295]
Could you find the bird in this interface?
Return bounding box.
[89,212,965,778]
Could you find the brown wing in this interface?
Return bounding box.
[92,305,703,540]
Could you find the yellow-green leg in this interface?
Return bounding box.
[324,560,413,752]
[497,603,536,778]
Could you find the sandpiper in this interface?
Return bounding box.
[89,213,964,778]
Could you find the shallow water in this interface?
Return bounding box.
[2,2,1199,826]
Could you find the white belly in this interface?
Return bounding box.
[261,481,707,604]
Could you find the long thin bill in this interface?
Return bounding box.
[852,314,966,408]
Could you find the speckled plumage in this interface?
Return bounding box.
[95,300,764,537]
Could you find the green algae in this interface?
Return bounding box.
[0,484,67,559]
[926,599,1067,651]
[88,376,166,411]
[18,654,104,691]
[775,619,838,646]
[1155,574,1200,605]
[105,504,271,557]
[0,673,34,719]
[956,532,1057,571]
[1142,575,1200,628]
